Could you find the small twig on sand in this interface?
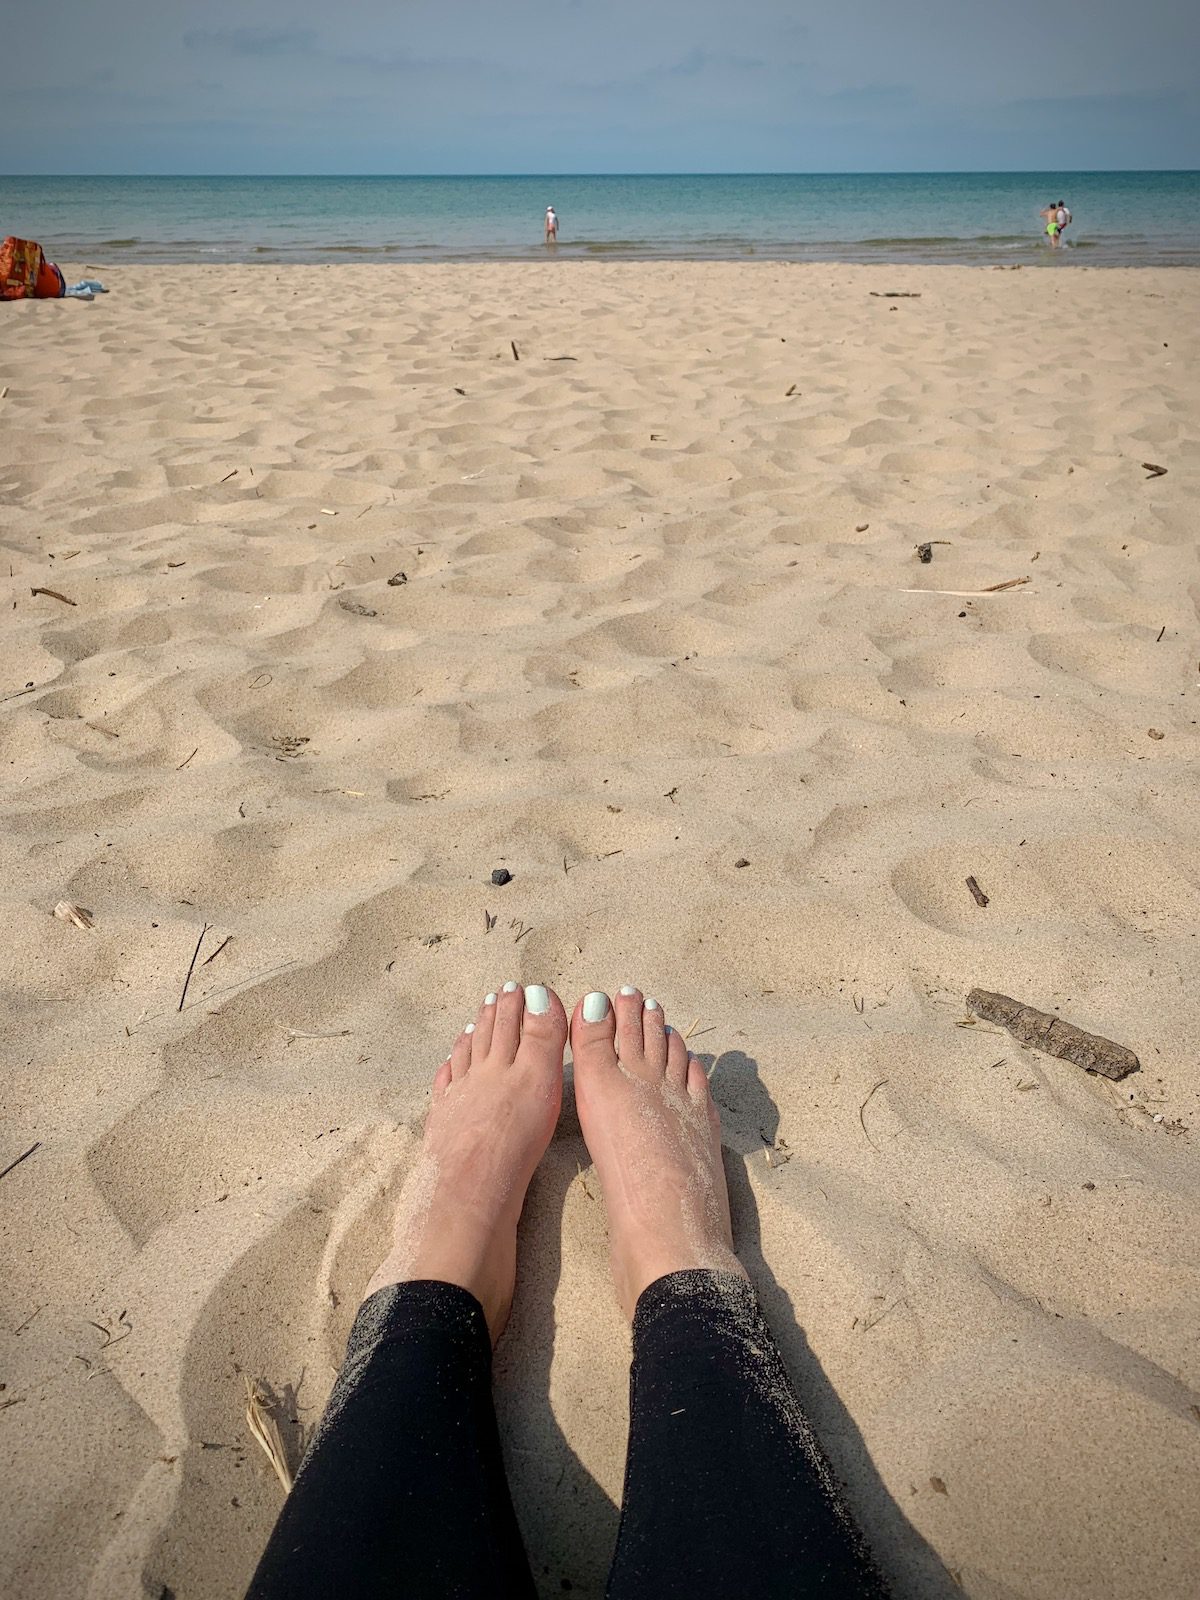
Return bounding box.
[965,875,989,907]
[30,587,76,606]
[219,469,239,484]
[510,341,520,362]
[1142,462,1167,479]
[980,576,1030,593]
[178,924,211,1012]
[202,934,233,966]
[0,1143,41,1183]
[900,586,1031,597]
[176,748,199,771]
[858,1079,890,1151]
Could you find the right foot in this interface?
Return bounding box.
[364,982,567,1342]
[570,987,747,1319]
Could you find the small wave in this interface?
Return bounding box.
[857,233,1030,246]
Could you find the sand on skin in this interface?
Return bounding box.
[1,261,1199,1599]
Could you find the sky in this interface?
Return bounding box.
[3,0,1198,174]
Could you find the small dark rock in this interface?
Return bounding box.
[1082,1181,1096,1191]
[917,542,933,563]
[733,858,750,869]
[387,572,408,586]
[490,868,513,886]
[338,599,377,617]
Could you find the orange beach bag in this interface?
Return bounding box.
[1,237,63,299]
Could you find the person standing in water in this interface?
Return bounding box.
[1043,201,1068,251]
[544,204,559,244]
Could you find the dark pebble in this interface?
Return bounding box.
[733,858,750,868]
[490,868,513,886]
[387,572,408,586]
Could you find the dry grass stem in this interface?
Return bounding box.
[53,901,94,931]
[244,1377,294,1493]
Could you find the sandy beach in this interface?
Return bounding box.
[2,260,1199,1598]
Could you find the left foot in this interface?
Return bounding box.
[364,983,567,1341]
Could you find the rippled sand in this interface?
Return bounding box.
[2,262,1199,1599]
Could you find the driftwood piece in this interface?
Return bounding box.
[966,989,1139,1081]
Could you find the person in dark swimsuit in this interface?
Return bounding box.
[246,983,888,1599]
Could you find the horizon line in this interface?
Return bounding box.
[4,168,1200,180]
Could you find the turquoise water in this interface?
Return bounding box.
[1,173,1197,266]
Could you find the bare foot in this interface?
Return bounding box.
[365,982,567,1341]
[570,986,747,1319]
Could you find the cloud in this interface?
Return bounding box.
[182,27,317,58]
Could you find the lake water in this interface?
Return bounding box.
[1,172,1197,266]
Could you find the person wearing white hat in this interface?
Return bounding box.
[544,205,559,244]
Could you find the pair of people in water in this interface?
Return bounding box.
[1040,200,1072,248]
[247,982,887,1597]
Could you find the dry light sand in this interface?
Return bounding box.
[2,261,1200,1598]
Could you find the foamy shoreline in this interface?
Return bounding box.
[3,261,1199,1598]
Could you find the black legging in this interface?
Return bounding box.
[246,1271,887,1598]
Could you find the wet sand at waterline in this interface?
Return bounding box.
[2,261,1199,1598]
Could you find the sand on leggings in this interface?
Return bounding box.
[1,261,1199,1599]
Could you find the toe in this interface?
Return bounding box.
[686,1054,711,1102]
[664,1023,689,1089]
[449,1026,473,1079]
[614,985,650,1073]
[641,998,668,1074]
[516,984,569,1065]
[472,989,499,1056]
[570,990,617,1075]
[489,980,524,1062]
[432,1058,452,1095]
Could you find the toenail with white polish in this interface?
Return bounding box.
[619,985,637,996]
[645,998,660,1012]
[464,1022,475,1034]
[582,991,610,1022]
[484,993,497,1006]
[502,980,519,993]
[524,984,550,1014]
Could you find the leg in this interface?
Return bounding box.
[246,982,569,1600]
[571,989,888,1599]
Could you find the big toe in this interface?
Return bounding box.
[513,983,569,1072]
[570,989,619,1079]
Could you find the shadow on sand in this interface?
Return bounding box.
[709,1049,954,1599]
